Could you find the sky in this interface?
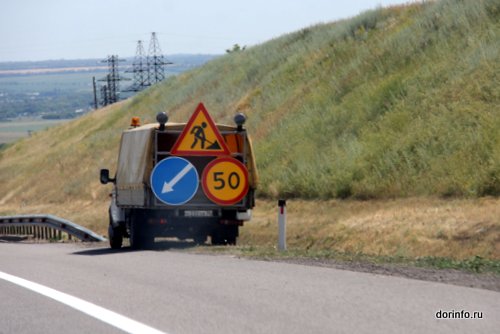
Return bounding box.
[0,0,418,62]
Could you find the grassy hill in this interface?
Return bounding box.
[0,0,499,259]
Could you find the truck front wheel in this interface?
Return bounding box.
[108,210,123,249]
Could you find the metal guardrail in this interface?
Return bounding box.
[0,215,106,242]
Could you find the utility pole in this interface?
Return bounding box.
[92,76,98,109]
[100,84,109,107]
[147,32,172,85]
[125,40,150,92]
[98,55,129,106]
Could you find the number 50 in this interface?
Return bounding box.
[213,171,240,190]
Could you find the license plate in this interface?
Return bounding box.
[182,210,215,218]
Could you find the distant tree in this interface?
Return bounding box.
[226,44,246,53]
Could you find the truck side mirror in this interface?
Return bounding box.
[100,169,115,184]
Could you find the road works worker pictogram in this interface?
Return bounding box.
[171,103,230,156]
[190,122,208,149]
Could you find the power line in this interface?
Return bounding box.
[95,33,171,107]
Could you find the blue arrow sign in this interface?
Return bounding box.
[150,157,199,205]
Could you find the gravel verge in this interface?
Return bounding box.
[267,257,500,292]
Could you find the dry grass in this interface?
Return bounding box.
[239,198,500,260]
[1,197,498,261]
[0,201,108,236]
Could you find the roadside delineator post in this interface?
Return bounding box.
[278,199,287,251]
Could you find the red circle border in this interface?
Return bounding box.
[201,157,249,206]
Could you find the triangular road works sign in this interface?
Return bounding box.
[171,103,230,156]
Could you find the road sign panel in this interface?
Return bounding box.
[171,103,230,156]
[202,157,249,206]
[150,157,199,206]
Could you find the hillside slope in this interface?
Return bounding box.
[0,0,499,215]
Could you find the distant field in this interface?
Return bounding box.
[0,119,70,144]
[0,70,102,120]
[0,70,101,94]
[0,55,217,121]
[0,66,107,76]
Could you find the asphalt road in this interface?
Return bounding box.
[0,242,498,334]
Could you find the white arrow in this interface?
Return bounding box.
[162,163,194,193]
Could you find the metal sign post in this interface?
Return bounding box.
[278,199,287,251]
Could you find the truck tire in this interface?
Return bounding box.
[108,210,123,249]
[108,224,123,249]
[194,235,207,245]
[211,225,238,246]
[129,211,154,250]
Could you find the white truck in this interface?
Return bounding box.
[100,103,258,249]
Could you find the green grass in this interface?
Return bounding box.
[414,255,500,274]
[253,0,499,199]
[195,246,500,274]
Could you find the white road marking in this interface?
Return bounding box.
[0,271,168,334]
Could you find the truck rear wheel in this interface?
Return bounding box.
[193,235,207,245]
[129,211,154,250]
[211,225,238,245]
[108,224,123,249]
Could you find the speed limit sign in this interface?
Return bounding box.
[202,157,249,205]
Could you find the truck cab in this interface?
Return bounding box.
[100,103,257,249]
